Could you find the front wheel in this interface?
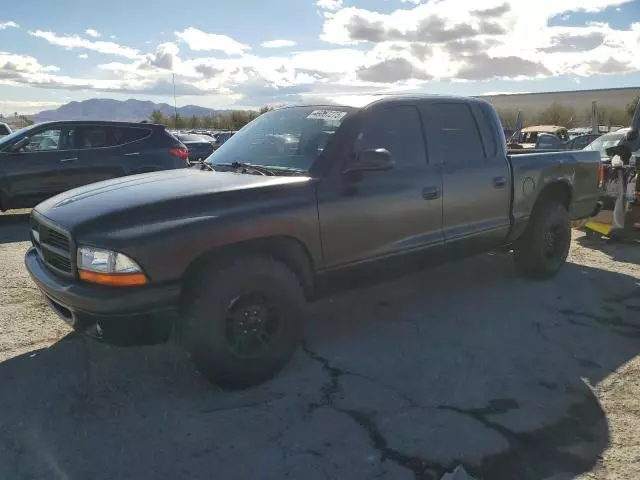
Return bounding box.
[514,201,571,280]
[179,255,305,389]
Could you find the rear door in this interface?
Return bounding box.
[422,101,510,255]
[0,124,75,208]
[317,104,443,268]
[106,125,156,172]
[61,124,119,188]
[69,124,156,187]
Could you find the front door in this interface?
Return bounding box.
[0,125,74,208]
[317,105,443,269]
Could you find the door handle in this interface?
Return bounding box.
[493,176,506,188]
[422,187,441,200]
[60,157,78,163]
[124,152,140,156]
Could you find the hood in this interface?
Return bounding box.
[35,168,311,230]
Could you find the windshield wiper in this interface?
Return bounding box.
[199,162,215,171]
[261,166,308,176]
[211,162,276,176]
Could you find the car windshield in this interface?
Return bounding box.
[206,106,353,171]
[584,132,625,157]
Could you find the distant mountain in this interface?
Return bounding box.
[31,98,231,122]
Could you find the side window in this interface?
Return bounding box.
[22,128,62,152]
[357,106,426,167]
[110,127,151,146]
[75,126,109,149]
[471,103,498,158]
[426,103,485,165]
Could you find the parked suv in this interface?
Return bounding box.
[0,121,189,210]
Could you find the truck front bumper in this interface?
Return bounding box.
[25,247,180,344]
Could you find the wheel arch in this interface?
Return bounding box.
[180,235,315,303]
[534,180,572,211]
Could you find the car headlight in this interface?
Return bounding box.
[77,246,147,286]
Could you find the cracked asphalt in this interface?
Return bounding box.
[1,210,639,479]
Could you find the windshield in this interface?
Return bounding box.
[584,132,625,157]
[206,106,353,171]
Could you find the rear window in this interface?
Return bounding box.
[75,126,109,149]
[426,103,485,165]
[111,127,151,146]
[177,134,211,142]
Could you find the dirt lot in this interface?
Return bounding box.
[0,211,639,480]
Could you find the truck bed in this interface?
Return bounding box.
[507,150,601,241]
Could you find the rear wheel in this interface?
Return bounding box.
[514,201,571,280]
[179,255,304,389]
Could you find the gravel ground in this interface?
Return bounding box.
[0,210,639,480]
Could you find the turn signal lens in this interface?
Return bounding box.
[79,270,147,287]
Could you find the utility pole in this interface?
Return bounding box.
[172,73,178,127]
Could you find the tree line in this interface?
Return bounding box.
[149,106,271,131]
[497,96,640,130]
[0,112,34,128]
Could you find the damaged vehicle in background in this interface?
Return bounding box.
[25,97,600,388]
[0,122,11,138]
[512,125,570,149]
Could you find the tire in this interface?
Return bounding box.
[514,200,571,280]
[178,255,304,389]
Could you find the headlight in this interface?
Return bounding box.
[77,246,147,286]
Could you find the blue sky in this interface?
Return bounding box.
[1,0,639,115]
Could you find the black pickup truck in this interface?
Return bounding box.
[25,97,601,388]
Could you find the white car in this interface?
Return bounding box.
[0,122,11,138]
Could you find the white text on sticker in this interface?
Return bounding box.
[306,110,348,121]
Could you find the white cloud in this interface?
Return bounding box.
[3,0,639,106]
[175,27,250,55]
[319,0,638,82]
[29,30,140,59]
[261,39,297,48]
[0,52,59,74]
[316,0,343,11]
[78,53,89,59]
[0,21,19,30]
[85,28,100,38]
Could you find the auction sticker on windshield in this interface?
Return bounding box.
[306,110,348,121]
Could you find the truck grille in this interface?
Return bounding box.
[30,214,73,276]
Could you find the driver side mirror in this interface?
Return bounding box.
[343,148,395,174]
[10,137,29,153]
